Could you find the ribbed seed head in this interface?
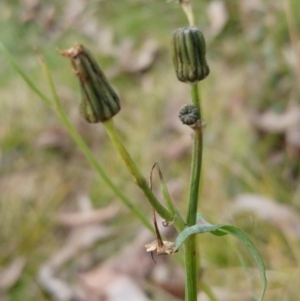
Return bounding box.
[58,44,120,123]
[172,27,210,83]
[179,104,200,126]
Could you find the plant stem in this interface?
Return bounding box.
[187,84,202,226]
[0,43,52,106]
[178,2,204,300]
[103,119,174,222]
[184,236,198,301]
[37,54,154,233]
[185,83,203,301]
[179,0,195,26]
[178,2,203,299]
[152,163,185,231]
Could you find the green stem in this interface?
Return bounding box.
[178,3,204,300]
[184,236,198,301]
[103,119,174,222]
[180,1,195,26]
[38,54,154,233]
[0,43,52,106]
[152,163,185,231]
[185,83,203,301]
[186,84,202,226]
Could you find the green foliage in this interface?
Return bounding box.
[175,214,267,301]
[1,1,299,300]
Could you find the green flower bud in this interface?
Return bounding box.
[172,27,210,83]
[179,104,200,126]
[59,44,120,123]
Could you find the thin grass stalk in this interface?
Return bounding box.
[0,42,52,106]
[0,43,154,232]
[152,163,185,231]
[103,119,174,222]
[38,56,154,232]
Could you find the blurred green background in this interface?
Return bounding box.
[1,0,300,300]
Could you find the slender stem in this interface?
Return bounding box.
[151,162,177,217]
[37,55,154,233]
[184,236,198,301]
[178,2,204,300]
[190,82,201,109]
[0,43,52,106]
[151,163,185,231]
[186,84,202,226]
[180,0,195,26]
[184,83,203,301]
[103,119,174,222]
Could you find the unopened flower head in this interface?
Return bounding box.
[58,44,120,123]
[172,27,210,83]
[179,104,200,126]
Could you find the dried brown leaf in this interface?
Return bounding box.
[108,38,160,77]
[286,124,300,157]
[56,205,119,227]
[198,286,254,301]
[163,134,192,159]
[231,194,300,238]
[251,106,300,133]
[79,221,177,300]
[106,275,150,301]
[151,264,184,299]
[19,0,40,22]
[145,240,176,255]
[38,194,114,301]
[35,128,71,151]
[240,0,264,13]
[0,258,26,291]
[207,1,228,37]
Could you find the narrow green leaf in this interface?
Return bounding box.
[175,222,267,301]
[219,225,267,301]
[0,42,52,106]
[195,213,227,236]
[175,223,224,250]
[0,42,154,233]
